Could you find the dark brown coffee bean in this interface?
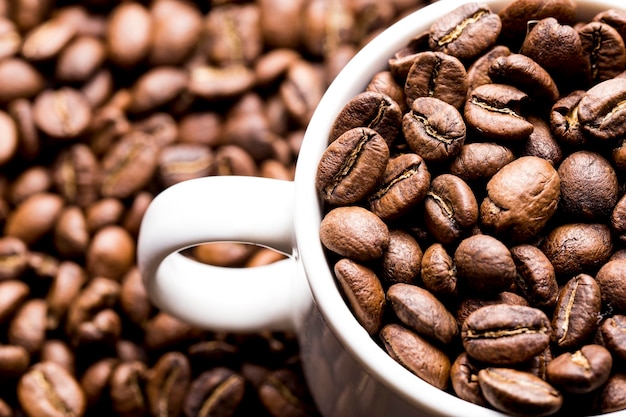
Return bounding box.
[579,21,626,84]
[498,0,577,47]
[144,312,203,352]
[0,237,29,281]
[380,323,450,390]
[334,258,385,335]
[86,225,135,281]
[0,58,44,103]
[524,347,553,381]
[489,53,560,106]
[464,83,533,141]
[522,115,563,166]
[120,268,153,329]
[146,352,191,417]
[455,292,530,338]
[32,88,92,140]
[478,368,563,417]
[547,344,612,394]
[429,2,501,61]
[424,174,477,244]
[380,230,422,285]
[510,244,558,309]
[80,358,119,408]
[46,261,86,330]
[404,51,468,110]
[601,314,626,361]
[450,352,488,407]
[52,143,100,208]
[188,65,256,101]
[0,110,16,166]
[0,344,29,379]
[578,77,626,141]
[184,367,245,417]
[388,283,458,344]
[612,195,626,240]
[550,90,588,148]
[481,156,560,243]
[454,234,516,294]
[449,142,515,182]
[258,368,316,417]
[462,304,551,365]
[0,280,29,324]
[466,45,511,95]
[149,0,203,66]
[100,132,159,199]
[595,373,626,413]
[558,151,618,221]
[204,4,261,67]
[54,206,89,258]
[388,32,431,80]
[316,127,389,206]
[81,68,113,109]
[17,361,86,417]
[596,260,626,312]
[541,223,613,278]
[329,91,403,146]
[8,298,46,354]
[72,308,121,347]
[65,277,120,339]
[40,339,74,375]
[110,361,147,417]
[368,153,430,221]
[9,166,52,206]
[254,49,301,87]
[158,144,213,188]
[128,67,188,114]
[193,242,255,268]
[366,71,408,114]
[320,206,389,262]
[551,274,601,350]
[403,97,466,163]
[420,243,457,299]
[5,192,64,245]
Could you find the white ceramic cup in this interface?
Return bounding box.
[138,0,626,415]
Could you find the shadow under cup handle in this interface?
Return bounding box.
[137,176,301,332]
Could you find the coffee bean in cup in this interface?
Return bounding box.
[317,0,626,415]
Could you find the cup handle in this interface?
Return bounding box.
[137,176,302,332]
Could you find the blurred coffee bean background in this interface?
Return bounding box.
[0,0,432,416]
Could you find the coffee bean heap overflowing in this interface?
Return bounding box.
[317,0,626,416]
[0,0,433,416]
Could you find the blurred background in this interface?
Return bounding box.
[0,0,432,416]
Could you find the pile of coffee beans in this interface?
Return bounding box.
[0,0,433,416]
[317,0,626,415]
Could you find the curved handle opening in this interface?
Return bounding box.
[137,176,304,332]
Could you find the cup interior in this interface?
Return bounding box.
[294,0,626,415]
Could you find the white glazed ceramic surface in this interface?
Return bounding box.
[137,0,626,416]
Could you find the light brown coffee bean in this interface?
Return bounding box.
[0,237,29,281]
[0,58,44,103]
[86,225,135,281]
[4,192,64,246]
[32,88,92,140]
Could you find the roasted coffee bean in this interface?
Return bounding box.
[52,143,100,208]
[547,344,612,394]
[144,312,203,352]
[551,274,602,350]
[541,223,613,278]
[80,358,119,409]
[280,59,325,127]
[0,280,29,324]
[184,367,245,417]
[464,83,533,141]
[388,283,458,344]
[8,166,51,206]
[146,352,191,417]
[8,299,47,354]
[462,304,551,365]
[46,261,86,330]
[448,142,515,182]
[320,206,389,262]
[258,368,317,417]
[149,0,203,66]
[368,153,430,221]
[601,314,626,361]
[450,352,488,407]
[110,360,147,417]
[380,323,450,390]
[478,367,563,417]
[65,277,120,339]
[522,115,563,166]
[380,230,422,285]
[454,234,516,294]
[17,361,86,417]
[558,151,618,221]
[402,97,466,163]
[424,174,477,244]
[316,127,389,206]
[0,110,16,166]
[0,237,29,281]
[595,259,626,312]
[550,90,588,148]
[54,206,89,258]
[488,53,560,106]
[404,51,468,110]
[420,243,457,299]
[366,71,408,114]
[520,17,590,90]
[56,36,106,83]
[86,225,135,281]
[595,373,626,413]
[481,156,560,243]
[120,268,153,329]
[329,91,403,146]
[579,21,626,84]
[0,58,44,103]
[428,2,501,61]
[510,245,558,309]
[158,143,214,188]
[0,345,30,379]
[4,192,64,246]
[578,77,626,141]
[32,88,92,140]
[466,45,511,95]
[334,258,385,335]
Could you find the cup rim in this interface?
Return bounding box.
[294,0,626,415]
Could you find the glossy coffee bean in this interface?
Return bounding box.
[547,344,612,394]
